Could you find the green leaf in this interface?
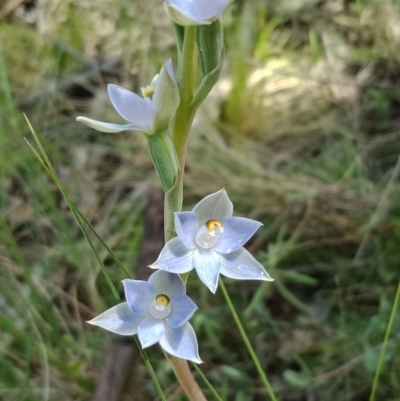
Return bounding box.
[221,365,249,381]
[190,57,223,111]
[173,23,185,53]
[281,271,318,286]
[364,344,379,373]
[147,129,179,192]
[283,369,311,388]
[196,20,224,77]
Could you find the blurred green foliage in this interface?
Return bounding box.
[1,0,400,400]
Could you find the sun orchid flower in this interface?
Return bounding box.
[165,0,230,26]
[77,60,179,135]
[151,189,273,293]
[88,270,202,363]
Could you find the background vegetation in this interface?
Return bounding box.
[1,0,400,400]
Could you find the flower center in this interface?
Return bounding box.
[149,294,171,319]
[141,85,155,99]
[195,219,223,249]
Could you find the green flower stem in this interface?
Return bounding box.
[164,107,194,240]
[164,154,206,401]
[178,26,197,109]
[165,26,197,241]
[172,25,197,174]
[219,279,278,401]
[163,25,208,401]
[369,279,400,401]
[165,178,183,242]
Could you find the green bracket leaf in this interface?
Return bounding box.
[196,19,223,77]
[148,129,179,192]
[190,55,224,111]
[173,23,185,53]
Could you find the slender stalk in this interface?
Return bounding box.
[164,179,183,241]
[369,279,400,401]
[135,338,167,401]
[25,123,167,401]
[163,25,208,401]
[192,363,224,401]
[164,169,207,401]
[167,355,207,401]
[172,25,197,174]
[219,279,278,401]
[165,26,197,241]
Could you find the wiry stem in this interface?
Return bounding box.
[164,26,197,242]
[164,26,207,401]
[369,279,400,401]
[167,355,207,401]
[172,25,197,176]
[219,279,278,401]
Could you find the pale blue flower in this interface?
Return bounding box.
[165,0,230,26]
[77,60,178,135]
[151,189,273,293]
[88,270,202,363]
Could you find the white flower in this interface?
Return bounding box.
[76,60,178,135]
[165,0,230,26]
[88,270,201,363]
[151,189,273,293]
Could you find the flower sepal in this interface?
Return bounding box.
[76,59,179,136]
[152,61,180,134]
[151,189,274,293]
[165,0,230,26]
[87,270,202,364]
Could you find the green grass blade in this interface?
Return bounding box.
[24,133,120,302]
[0,213,60,332]
[369,279,400,401]
[24,117,167,401]
[219,279,278,401]
[192,363,224,401]
[273,275,310,315]
[0,42,15,115]
[23,137,131,279]
[74,207,133,279]
[27,309,50,401]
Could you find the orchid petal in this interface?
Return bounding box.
[193,249,220,293]
[219,248,273,281]
[165,3,211,26]
[159,323,202,363]
[165,0,230,26]
[214,217,262,254]
[148,270,185,299]
[193,189,233,226]
[150,237,194,273]
[164,58,177,82]
[152,62,179,132]
[122,280,156,316]
[108,84,154,133]
[175,212,198,249]
[138,315,165,348]
[76,117,140,133]
[87,302,142,335]
[167,294,198,328]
